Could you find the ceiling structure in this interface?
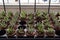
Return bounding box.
[0,0,60,5]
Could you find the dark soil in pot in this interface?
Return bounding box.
[46,36,54,38]
[19,20,26,25]
[26,32,35,38]
[36,17,42,22]
[55,30,60,36]
[17,31,25,37]
[0,30,6,36]
[18,25,26,29]
[55,27,60,35]
[37,32,44,38]
[46,33,55,37]
[8,36,16,38]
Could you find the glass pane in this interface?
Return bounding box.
[39,0,49,3]
[51,0,59,3]
[0,0,2,3]
[29,0,34,4]
[36,0,38,3]
[21,0,28,4]
[4,0,7,3]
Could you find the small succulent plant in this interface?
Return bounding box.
[0,21,7,29]
[18,28,24,33]
[10,18,16,27]
[20,11,27,18]
[6,26,15,35]
[28,24,34,33]
[47,28,54,33]
[3,16,10,22]
[0,11,6,19]
[36,10,43,17]
[28,13,33,20]
[7,11,13,19]
[37,22,44,33]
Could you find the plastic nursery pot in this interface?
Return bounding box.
[0,26,7,30]
[19,20,26,25]
[37,31,44,37]
[6,29,15,37]
[26,28,37,37]
[46,30,55,37]
[18,25,26,29]
[0,29,6,36]
[20,17,27,21]
[35,17,42,22]
[55,27,60,35]
[16,29,25,37]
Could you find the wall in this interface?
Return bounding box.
[0,5,60,13]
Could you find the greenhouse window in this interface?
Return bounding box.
[43,0,47,2]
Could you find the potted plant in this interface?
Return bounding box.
[6,25,15,37]
[27,13,34,24]
[19,11,27,25]
[0,11,6,22]
[36,11,48,22]
[50,12,60,35]
[20,11,27,20]
[46,28,55,37]
[43,19,51,30]
[27,24,36,38]
[0,21,7,30]
[54,21,60,35]
[37,22,44,37]
[0,20,6,36]
[16,28,25,37]
[3,16,10,26]
[7,11,13,20]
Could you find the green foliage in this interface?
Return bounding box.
[7,11,13,18]
[28,13,33,20]
[10,18,16,27]
[18,28,24,33]
[36,10,43,17]
[37,22,44,33]
[20,11,27,18]
[36,11,48,20]
[43,19,50,28]
[0,11,5,19]
[28,24,34,33]
[0,21,7,28]
[47,28,54,33]
[3,16,10,22]
[7,26,14,34]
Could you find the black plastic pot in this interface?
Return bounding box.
[0,30,6,36]
[18,25,26,29]
[19,20,26,25]
[55,30,60,36]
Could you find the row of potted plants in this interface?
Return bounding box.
[0,11,60,37]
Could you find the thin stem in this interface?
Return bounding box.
[3,0,6,14]
[34,0,36,14]
[19,0,21,13]
[48,0,51,14]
